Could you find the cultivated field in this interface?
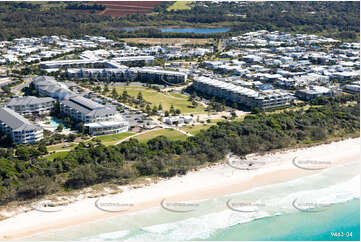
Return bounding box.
[120,38,213,46]
[167,1,194,11]
[95,1,162,16]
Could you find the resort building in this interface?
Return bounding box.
[0,107,43,144]
[112,56,155,65]
[66,67,187,84]
[66,67,128,81]
[295,86,332,100]
[39,56,154,70]
[7,96,55,116]
[192,76,293,109]
[60,95,128,135]
[135,68,187,84]
[32,76,74,100]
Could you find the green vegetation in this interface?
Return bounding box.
[135,128,188,142]
[167,1,193,11]
[112,86,205,114]
[47,143,76,152]
[180,124,214,135]
[0,2,358,41]
[46,151,69,161]
[0,97,358,204]
[95,132,135,145]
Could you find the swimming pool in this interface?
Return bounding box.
[48,117,69,130]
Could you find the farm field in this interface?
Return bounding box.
[94,1,162,16]
[135,128,188,143]
[167,1,194,11]
[111,86,206,114]
[120,38,213,46]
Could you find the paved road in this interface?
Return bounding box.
[11,76,33,95]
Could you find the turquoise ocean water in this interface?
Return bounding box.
[27,161,360,241]
[206,199,360,241]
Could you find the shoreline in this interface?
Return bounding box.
[0,137,359,241]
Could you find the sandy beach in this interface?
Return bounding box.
[0,137,359,241]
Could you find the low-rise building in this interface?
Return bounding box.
[0,107,43,144]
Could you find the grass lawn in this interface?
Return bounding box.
[209,118,227,123]
[167,1,193,11]
[46,151,69,161]
[135,128,188,143]
[181,124,214,135]
[95,132,135,145]
[113,86,205,114]
[47,143,77,152]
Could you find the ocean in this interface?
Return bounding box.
[27,160,360,241]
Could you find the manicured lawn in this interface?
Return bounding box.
[95,132,135,145]
[113,86,205,114]
[167,1,193,11]
[47,143,76,152]
[210,118,227,123]
[135,128,188,143]
[181,124,214,135]
[46,151,69,161]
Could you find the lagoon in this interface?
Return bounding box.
[123,27,230,34]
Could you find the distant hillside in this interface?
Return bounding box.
[0,1,359,41]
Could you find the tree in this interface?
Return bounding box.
[137,91,143,102]
[192,100,198,108]
[38,143,48,155]
[67,133,76,142]
[122,90,128,101]
[165,110,170,117]
[170,105,175,115]
[152,106,158,115]
[56,123,64,132]
[158,104,163,111]
[175,109,181,115]
[103,85,109,94]
[145,104,151,114]
[111,88,118,99]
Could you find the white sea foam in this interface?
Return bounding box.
[80,229,130,241]
[84,167,359,241]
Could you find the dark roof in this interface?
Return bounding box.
[7,96,55,107]
[0,107,41,131]
[61,95,116,117]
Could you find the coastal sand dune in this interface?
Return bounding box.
[0,138,359,240]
